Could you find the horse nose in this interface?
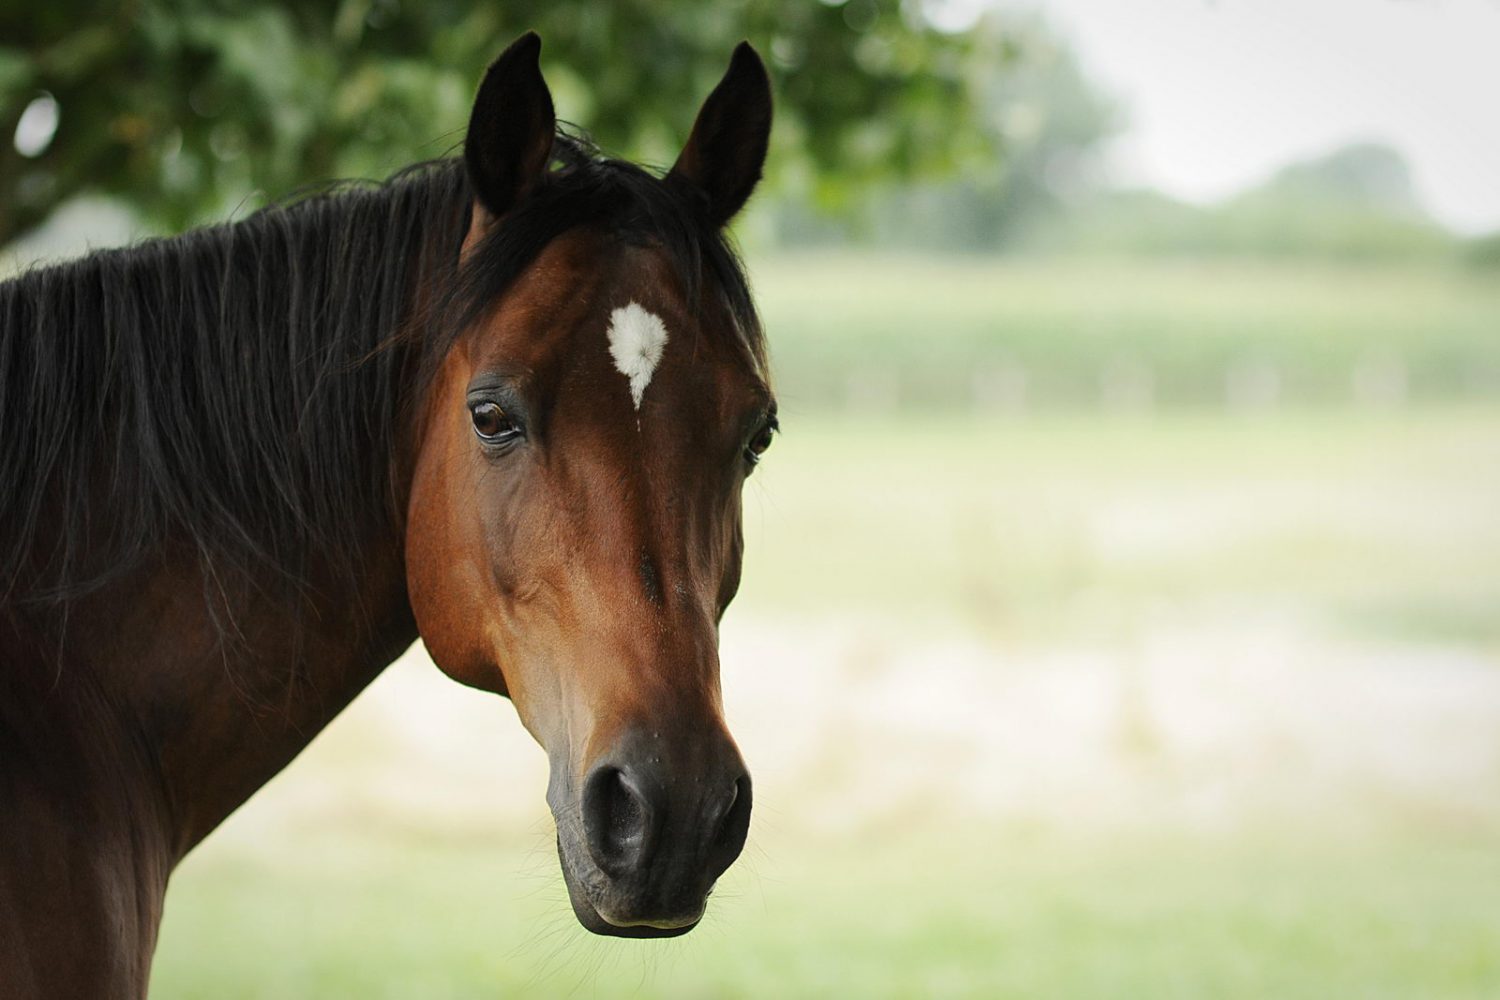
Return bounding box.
[705,770,753,878]
[581,764,658,876]
[579,739,752,885]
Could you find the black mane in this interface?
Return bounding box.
[0,132,761,620]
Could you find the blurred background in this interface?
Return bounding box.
[5,1,1499,996]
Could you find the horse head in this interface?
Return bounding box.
[405,34,775,937]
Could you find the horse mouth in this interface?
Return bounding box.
[556,836,706,939]
[567,888,701,939]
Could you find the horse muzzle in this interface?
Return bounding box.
[548,724,751,938]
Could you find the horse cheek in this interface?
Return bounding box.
[405,425,510,697]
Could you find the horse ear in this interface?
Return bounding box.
[667,42,773,227]
[465,32,556,220]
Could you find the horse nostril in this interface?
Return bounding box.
[582,766,652,876]
[709,774,752,876]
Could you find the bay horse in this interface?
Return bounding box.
[0,33,776,997]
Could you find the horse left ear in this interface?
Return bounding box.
[667,42,773,228]
[465,32,556,221]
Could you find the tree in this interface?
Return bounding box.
[1,0,986,248]
[770,11,1117,251]
[1046,143,1454,262]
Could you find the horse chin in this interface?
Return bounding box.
[556,839,704,939]
[565,887,700,940]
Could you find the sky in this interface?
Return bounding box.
[960,0,1500,234]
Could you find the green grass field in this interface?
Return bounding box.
[736,406,1500,644]
[154,826,1500,999]
[752,255,1500,408]
[149,256,1500,997]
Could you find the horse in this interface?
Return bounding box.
[0,33,776,997]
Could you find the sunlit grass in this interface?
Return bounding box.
[750,254,1500,409]
[738,405,1500,643]
[155,825,1500,999]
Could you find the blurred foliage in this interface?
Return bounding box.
[773,38,1481,267]
[0,0,990,247]
[775,10,1114,248]
[1464,231,1500,270]
[1040,187,1454,263]
[1263,142,1422,211]
[1039,143,1459,262]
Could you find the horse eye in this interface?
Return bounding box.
[745,421,776,465]
[470,401,517,443]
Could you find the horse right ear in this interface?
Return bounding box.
[667,42,773,228]
[465,32,556,220]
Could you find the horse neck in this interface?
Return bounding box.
[0,190,461,858]
[57,531,419,858]
[0,528,417,983]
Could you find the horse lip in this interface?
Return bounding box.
[557,834,705,938]
[567,882,701,939]
[596,901,705,932]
